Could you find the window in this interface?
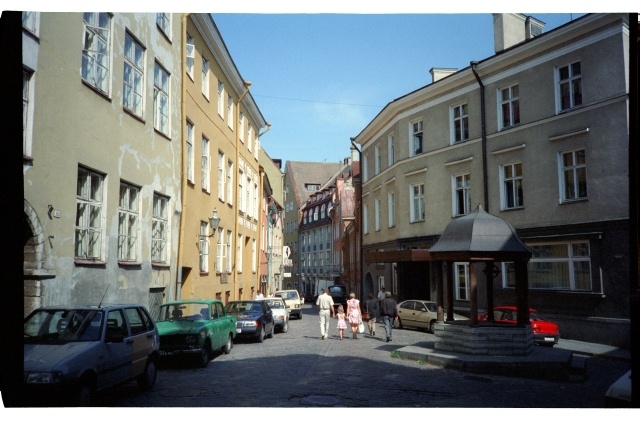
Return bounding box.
[118,182,139,261]
[374,198,381,231]
[500,84,520,129]
[199,221,209,273]
[227,96,234,129]
[363,204,369,234]
[218,151,225,201]
[237,234,243,273]
[252,239,257,273]
[248,124,253,152]
[216,229,224,273]
[455,263,470,301]
[201,136,210,192]
[410,183,425,222]
[452,104,469,143]
[81,12,111,94]
[75,167,104,260]
[557,61,582,112]
[226,230,233,273]
[238,111,245,142]
[201,57,209,99]
[362,154,369,182]
[218,81,225,117]
[411,121,423,156]
[153,62,170,135]
[387,134,394,167]
[123,32,144,117]
[453,174,471,216]
[156,13,170,37]
[559,149,587,202]
[374,146,381,175]
[245,175,251,217]
[238,169,244,213]
[23,69,34,158]
[186,33,194,79]
[152,193,168,263]
[22,11,39,35]
[503,242,592,291]
[313,206,319,221]
[388,192,395,227]
[321,204,326,219]
[186,121,194,182]
[227,161,233,204]
[501,163,523,209]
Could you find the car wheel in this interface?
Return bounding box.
[137,358,157,390]
[256,326,265,343]
[198,341,211,367]
[75,379,94,407]
[298,312,303,320]
[429,320,436,333]
[394,317,403,329]
[267,324,274,339]
[281,320,289,333]
[223,334,233,354]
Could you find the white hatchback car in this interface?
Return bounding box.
[263,297,290,333]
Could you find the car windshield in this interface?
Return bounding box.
[265,299,284,309]
[329,286,345,296]
[227,302,262,313]
[24,309,104,343]
[276,292,298,300]
[158,303,210,321]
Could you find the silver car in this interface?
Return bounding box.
[23,304,159,406]
[263,297,289,333]
[395,300,468,333]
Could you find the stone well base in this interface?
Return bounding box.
[433,321,534,356]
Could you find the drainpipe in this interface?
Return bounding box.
[233,81,252,300]
[470,61,489,213]
[350,137,363,298]
[176,13,190,301]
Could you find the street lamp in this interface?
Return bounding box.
[200,208,220,238]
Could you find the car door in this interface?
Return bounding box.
[123,307,154,379]
[398,301,416,327]
[100,308,132,390]
[211,302,229,348]
[414,301,435,330]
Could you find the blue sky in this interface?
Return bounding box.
[212,13,586,165]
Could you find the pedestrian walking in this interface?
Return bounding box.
[346,292,362,339]
[380,291,398,342]
[315,288,334,340]
[365,293,379,336]
[255,290,264,300]
[377,286,386,302]
[336,305,347,340]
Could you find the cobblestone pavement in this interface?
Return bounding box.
[104,304,630,408]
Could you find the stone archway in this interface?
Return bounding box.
[23,200,54,316]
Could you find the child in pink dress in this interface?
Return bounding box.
[336,305,347,340]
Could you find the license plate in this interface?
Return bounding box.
[160,351,173,356]
[544,337,554,342]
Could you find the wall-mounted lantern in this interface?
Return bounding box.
[200,208,221,238]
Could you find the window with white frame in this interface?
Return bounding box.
[201,57,209,98]
[374,146,381,175]
[201,136,210,192]
[501,163,523,210]
[199,221,209,273]
[216,229,224,273]
[559,148,587,202]
[499,84,520,129]
[227,161,233,204]
[455,263,470,300]
[387,134,394,167]
[123,32,145,118]
[252,238,257,273]
[313,207,319,221]
[186,33,194,79]
[186,121,194,182]
[153,62,170,135]
[375,198,381,231]
[118,182,139,261]
[226,230,233,273]
[156,13,170,38]
[237,234,243,273]
[227,96,234,129]
[238,169,244,212]
[410,183,425,222]
[253,181,258,218]
[217,81,225,118]
[362,154,369,182]
[411,120,423,156]
[75,167,104,260]
[557,61,582,112]
[248,124,253,152]
[23,69,34,158]
[388,192,395,227]
[452,103,469,143]
[152,193,168,263]
[238,111,245,142]
[81,12,111,95]
[321,204,326,219]
[218,151,225,201]
[22,11,39,35]
[245,175,251,217]
[453,173,471,216]
[502,241,592,291]
[363,204,369,234]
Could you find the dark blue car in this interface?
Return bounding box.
[225,300,275,343]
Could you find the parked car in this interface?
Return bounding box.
[395,300,468,333]
[303,293,314,303]
[479,306,560,346]
[23,304,159,406]
[155,299,236,368]
[327,284,348,311]
[274,289,303,319]
[604,369,632,407]
[226,300,275,342]
[264,297,289,333]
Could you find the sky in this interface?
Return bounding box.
[212,13,588,165]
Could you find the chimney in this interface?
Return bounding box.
[493,13,545,53]
[430,67,457,83]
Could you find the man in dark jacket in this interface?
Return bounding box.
[379,291,398,342]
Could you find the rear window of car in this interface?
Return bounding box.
[329,286,346,295]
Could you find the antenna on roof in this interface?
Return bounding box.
[98,284,110,308]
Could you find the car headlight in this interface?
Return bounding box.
[185,335,197,344]
[25,371,63,384]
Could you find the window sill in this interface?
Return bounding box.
[200,271,210,276]
[560,198,588,205]
[153,128,172,141]
[152,262,170,269]
[123,107,146,124]
[118,261,142,269]
[501,206,524,212]
[75,258,106,267]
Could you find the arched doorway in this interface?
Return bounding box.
[23,200,55,317]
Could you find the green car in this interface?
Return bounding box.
[156,299,236,367]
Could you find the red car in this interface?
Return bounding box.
[479,306,560,346]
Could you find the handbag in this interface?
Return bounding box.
[358,321,365,333]
[362,311,371,322]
